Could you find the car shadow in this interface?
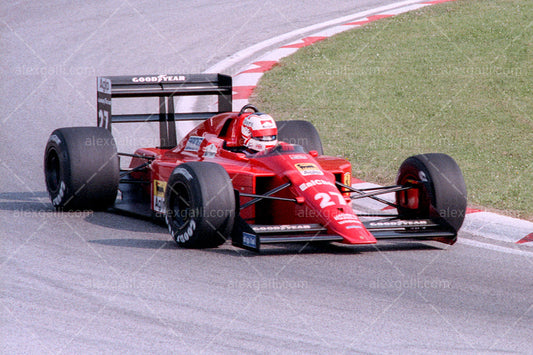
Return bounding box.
[85,233,443,255]
[83,210,168,234]
[210,240,443,257]
[2,192,443,255]
[0,191,168,235]
[89,238,175,249]
[81,238,444,255]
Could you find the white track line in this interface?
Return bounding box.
[458,238,533,257]
[205,0,435,74]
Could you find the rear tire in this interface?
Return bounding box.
[277,120,324,155]
[396,153,467,234]
[44,127,119,211]
[165,162,235,248]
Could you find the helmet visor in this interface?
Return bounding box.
[255,135,277,142]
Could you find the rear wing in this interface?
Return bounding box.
[97,73,232,148]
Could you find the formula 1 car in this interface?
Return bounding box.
[44,74,467,251]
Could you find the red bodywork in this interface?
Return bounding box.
[128,112,377,245]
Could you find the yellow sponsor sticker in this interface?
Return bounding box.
[343,172,351,186]
[295,163,323,176]
[153,180,167,213]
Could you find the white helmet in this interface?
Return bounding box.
[240,113,278,152]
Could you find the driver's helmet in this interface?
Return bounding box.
[240,113,278,152]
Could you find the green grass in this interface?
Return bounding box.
[252,0,533,219]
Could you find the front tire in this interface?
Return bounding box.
[165,162,235,248]
[396,153,467,234]
[44,127,119,211]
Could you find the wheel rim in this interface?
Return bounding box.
[398,174,430,214]
[169,181,193,229]
[45,149,61,194]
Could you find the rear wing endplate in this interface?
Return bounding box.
[97,73,232,148]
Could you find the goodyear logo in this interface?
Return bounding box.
[368,220,429,227]
[132,74,186,83]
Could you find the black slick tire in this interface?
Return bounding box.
[44,127,119,211]
[277,120,324,155]
[165,162,235,248]
[396,153,467,234]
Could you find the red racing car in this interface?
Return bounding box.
[44,74,467,251]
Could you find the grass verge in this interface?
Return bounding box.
[252,0,532,220]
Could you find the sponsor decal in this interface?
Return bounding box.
[97,77,112,129]
[97,97,112,106]
[243,232,257,248]
[290,154,308,160]
[254,225,314,232]
[153,180,167,213]
[368,220,429,227]
[203,143,217,158]
[243,114,275,130]
[184,136,204,152]
[259,119,275,128]
[295,163,323,176]
[343,172,351,186]
[97,77,111,94]
[299,179,335,191]
[131,74,186,83]
[334,213,359,221]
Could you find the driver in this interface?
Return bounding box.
[239,113,278,152]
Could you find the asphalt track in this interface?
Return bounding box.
[1,1,532,353]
